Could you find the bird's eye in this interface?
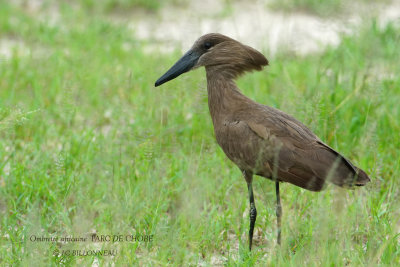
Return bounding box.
[204,42,213,50]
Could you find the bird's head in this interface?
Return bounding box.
[155,33,268,87]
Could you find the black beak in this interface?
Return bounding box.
[155,50,200,87]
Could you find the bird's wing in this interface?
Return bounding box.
[220,106,368,191]
[245,116,329,191]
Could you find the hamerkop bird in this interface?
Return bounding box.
[155,33,370,249]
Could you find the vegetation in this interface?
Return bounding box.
[77,0,184,12]
[0,1,399,266]
[268,0,387,16]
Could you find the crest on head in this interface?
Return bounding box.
[155,33,268,86]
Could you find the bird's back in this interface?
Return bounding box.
[215,99,370,191]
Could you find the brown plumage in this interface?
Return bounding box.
[155,33,370,249]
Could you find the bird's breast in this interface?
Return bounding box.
[214,119,275,174]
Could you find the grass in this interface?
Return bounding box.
[269,0,342,16]
[0,1,399,266]
[268,0,387,16]
[76,0,185,12]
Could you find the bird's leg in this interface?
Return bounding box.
[275,181,282,245]
[244,171,257,251]
[247,182,257,250]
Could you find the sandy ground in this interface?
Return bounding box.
[1,0,400,57]
[121,0,400,54]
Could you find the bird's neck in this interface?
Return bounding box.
[205,68,248,125]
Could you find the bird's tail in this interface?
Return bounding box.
[315,141,371,188]
[354,167,370,186]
